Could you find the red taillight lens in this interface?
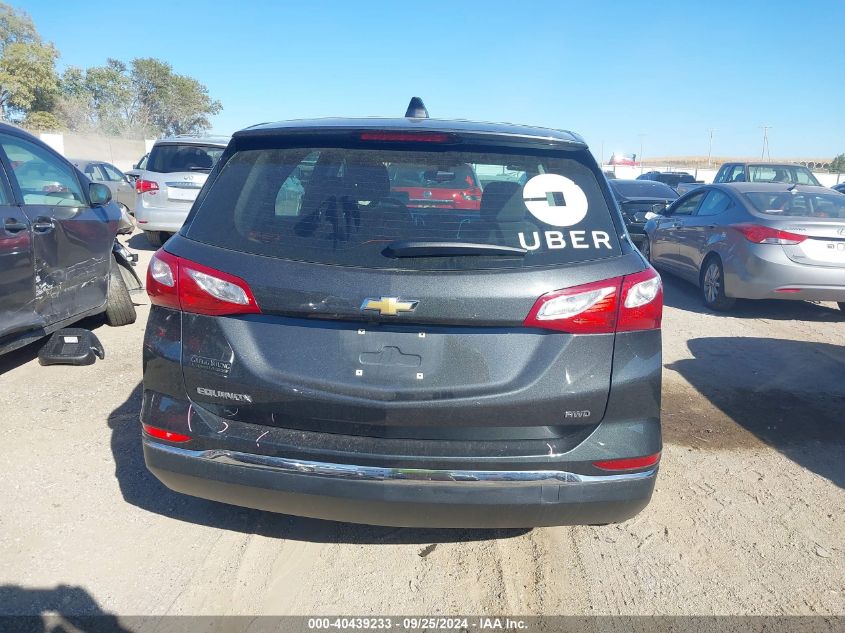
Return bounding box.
[359,131,456,143]
[146,249,261,316]
[617,268,663,332]
[524,268,662,334]
[461,187,483,201]
[146,249,180,310]
[142,423,192,443]
[524,277,621,334]
[733,223,806,245]
[136,179,159,194]
[593,452,661,471]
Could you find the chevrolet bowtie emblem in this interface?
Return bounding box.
[360,297,419,316]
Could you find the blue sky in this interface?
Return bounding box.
[21,0,845,158]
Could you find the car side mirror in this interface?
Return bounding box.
[650,203,667,215]
[89,182,112,206]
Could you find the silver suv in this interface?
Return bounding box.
[134,136,229,246]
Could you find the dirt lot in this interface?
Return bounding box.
[1,233,843,621]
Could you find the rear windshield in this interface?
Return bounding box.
[185,145,621,270]
[147,144,225,173]
[611,180,679,199]
[744,191,845,219]
[747,165,821,186]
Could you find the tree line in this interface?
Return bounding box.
[0,2,221,137]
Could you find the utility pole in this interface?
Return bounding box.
[760,125,771,161]
[707,128,715,167]
[638,134,646,174]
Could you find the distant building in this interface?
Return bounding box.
[609,152,637,166]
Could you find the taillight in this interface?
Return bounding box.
[136,179,159,194]
[733,223,806,245]
[617,268,663,332]
[593,452,661,471]
[142,423,192,443]
[146,249,261,316]
[461,187,483,201]
[524,267,662,334]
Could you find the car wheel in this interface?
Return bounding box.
[105,259,137,326]
[145,230,163,247]
[700,256,735,311]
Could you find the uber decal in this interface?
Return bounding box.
[519,174,612,250]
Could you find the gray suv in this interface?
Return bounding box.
[140,102,663,527]
[134,136,229,246]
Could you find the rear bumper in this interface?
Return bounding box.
[134,200,190,233]
[143,439,657,528]
[725,247,845,301]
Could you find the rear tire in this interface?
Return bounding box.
[145,230,163,247]
[105,260,136,326]
[700,256,735,311]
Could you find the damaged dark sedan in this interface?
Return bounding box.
[0,124,139,356]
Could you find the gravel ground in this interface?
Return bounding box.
[0,233,842,622]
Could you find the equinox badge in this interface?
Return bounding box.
[361,297,419,316]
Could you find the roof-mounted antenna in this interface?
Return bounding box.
[405,97,429,119]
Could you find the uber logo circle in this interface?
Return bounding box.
[522,174,589,227]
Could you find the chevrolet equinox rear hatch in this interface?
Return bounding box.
[142,120,663,526]
[148,127,656,446]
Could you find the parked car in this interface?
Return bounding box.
[0,124,137,355]
[643,183,845,312]
[832,183,845,194]
[125,153,148,182]
[140,102,664,528]
[713,162,821,186]
[388,162,482,211]
[134,137,229,246]
[674,180,706,196]
[637,171,698,189]
[70,159,136,233]
[608,179,678,250]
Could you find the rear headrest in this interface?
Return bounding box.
[344,162,390,201]
[480,181,524,222]
[193,151,213,169]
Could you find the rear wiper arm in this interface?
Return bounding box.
[383,240,527,258]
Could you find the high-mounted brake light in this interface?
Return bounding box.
[524,268,662,334]
[136,179,159,194]
[593,452,661,471]
[733,224,806,245]
[142,423,192,443]
[146,250,261,316]
[359,131,455,143]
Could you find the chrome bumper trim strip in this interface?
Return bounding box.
[145,440,657,486]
